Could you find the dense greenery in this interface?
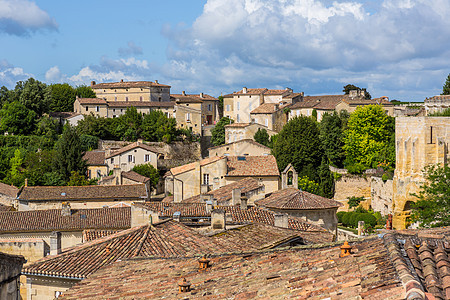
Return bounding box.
[319,111,348,168]
[132,163,160,192]
[442,74,450,95]
[410,164,450,227]
[253,128,270,147]
[347,196,364,209]
[211,117,234,146]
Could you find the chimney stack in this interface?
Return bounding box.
[155,80,159,84]
[232,188,241,206]
[200,92,204,98]
[340,241,352,257]
[24,178,28,187]
[61,202,71,216]
[274,213,289,228]
[242,87,247,94]
[240,195,248,210]
[211,209,225,230]
[50,231,62,256]
[182,91,186,96]
[120,79,124,83]
[90,81,96,86]
[205,201,213,214]
[113,166,122,185]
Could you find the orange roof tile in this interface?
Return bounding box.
[226,155,279,177]
[250,103,280,114]
[169,156,224,176]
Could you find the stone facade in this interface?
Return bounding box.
[224,123,276,144]
[392,117,450,229]
[0,252,25,300]
[371,176,393,216]
[208,139,271,157]
[424,95,450,115]
[334,174,372,211]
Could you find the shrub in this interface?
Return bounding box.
[341,212,353,227]
[358,213,377,228]
[337,211,346,223]
[354,205,368,213]
[349,213,361,228]
[348,196,364,209]
[346,163,366,175]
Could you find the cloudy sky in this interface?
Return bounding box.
[1,0,449,101]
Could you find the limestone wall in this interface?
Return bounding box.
[0,239,46,264]
[371,177,393,216]
[334,174,372,211]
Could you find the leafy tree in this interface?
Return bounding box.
[319,112,346,168]
[347,196,364,209]
[318,157,334,198]
[113,107,142,141]
[312,109,317,121]
[76,114,114,140]
[218,95,224,114]
[3,149,26,187]
[18,78,51,116]
[80,135,99,152]
[49,83,76,112]
[343,84,371,99]
[410,164,450,227]
[132,164,160,192]
[75,85,96,98]
[53,124,86,181]
[211,117,233,146]
[298,176,319,194]
[0,86,12,108]
[34,116,60,138]
[343,105,394,169]
[67,171,91,186]
[23,149,61,186]
[141,110,178,142]
[254,128,270,147]
[442,73,450,95]
[0,101,37,135]
[272,116,323,182]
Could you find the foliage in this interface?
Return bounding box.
[17,78,51,116]
[211,117,234,146]
[340,211,376,228]
[3,149,26,187]
[75,85,96,98]
[141,110,177,142]
[34,116,60,138]
[218,95,224,113]
[410,164,450,227]
[113,107,142,141]
[53,124,86,181]
[382,172,393,182]
[132,164,160,192]
[311,109,317,121]
[67,171,92,186]
[254,128,270,147]
[358,213,377,228]
[273,116,323,182]
[346,163,366,174]
[0,101,37,135]
[337,211,346,223]
[319,112,346,168]
[80,135,99,152]
[318,157,334,198]
[268,134,278,149]
[49,83,76,112]
[343,105,395,169]
[333,172,342,180]
[354,205,368,213]
[298,176,319,194]
[348,196,364,209]
[442,73,450,95]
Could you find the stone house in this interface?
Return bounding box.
[0,182,18,207]
[73,98,108,117]
[207,139,271,157]
[91,80,171,102]
[49,111,84,127]
[104,141,161,172]
[250,103,288,132]
[0,252,25,300]
[172,92,219,135]
[83,150,108,180]
[335,97,394,116]
[424,94,450,115]
[16,184,149,211]
[224,122,276,144]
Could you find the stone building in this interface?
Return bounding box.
[424,95,450,115]
[0,252,25,300]
[0,182,18,207]
[249,103,288,132]
[208,139,271,157]
[392,116,450,229]
[224,122,276,144]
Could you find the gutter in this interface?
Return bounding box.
[21,272,84,281]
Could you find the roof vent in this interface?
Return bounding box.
[237,156,246,161]
[198,254,210,270]
[178,278,191,293]
[61,192,66,196]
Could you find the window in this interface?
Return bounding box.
[265,119,268,127]
[145,154,150,162]
[186,113,191,122]
[97,170,102,178]
[114,96,117,101]
[111,158,114,164]
[96,106,99,112]
[237,102,240,110]
[226,105,230,112]
[237,114,240,122]
[208,104,212,111]
[140,96,143,101]
[85,106,88,111]
[203,173,209,185]
[113,109,116,113]
[126,97,129,102]
[287,171,293,185]
[128,155,133,163]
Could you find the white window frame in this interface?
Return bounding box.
[226,104,230,112]
[186,113,191,122]
[128,155,133,163]
[203,173,209,185]
[237,102,240,110]
[145,154,150,162]
[265,119,269,127]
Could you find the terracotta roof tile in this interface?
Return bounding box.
[0,182,19,198]
[207,139,270,151]
[226,155,279,177]
[76,98,107,105]
[82,229,122,242]
[250,103,279,114]
[224,122,252,128]
[0,207,130,233]
[256,188,343,210]
[18,184,148,202]
[170,156,225,176]
[60,237,405,299]
[234,88,268,95]
[92,81,170,89]
[121,171,150,183]
[105,141,161,159]
[83,150,105,166]
[171,93,218,103]
[0,203,14,211]
[106,101,175,108]
[263,89,290,95]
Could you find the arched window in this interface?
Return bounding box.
[287,171,293,186]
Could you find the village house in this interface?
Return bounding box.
[0,251,25,300]
[48,111,84,127]
[59,228,450,300]
[164,155,280,202]
[104,141,161,172]
[171,91,219,135]
[224,122,276,144]
[0,182,18,207]
[249,102,289,132]
[424,94,450,115]
[207,139,271,157]
[83,150,108,180]
[16,184,149,211]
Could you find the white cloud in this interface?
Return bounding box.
[0,60,33,88]
[45,66,62,82]
[118,41,143,57]
[0,0,58,36]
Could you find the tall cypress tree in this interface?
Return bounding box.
[442,74,450,95]
[54,124,86,181]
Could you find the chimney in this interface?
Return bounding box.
[90,81,96,86]
[242,87,247,94]
[182,91,186,96]
[173,211,181,222]
[154,80,158,84]
[50,231,62,256]
[211,209,225,230]
[201,184,209,194]
[205,201,213,214]
[24,178,28,187]
[240,195,248,210]
[274,213,289,228]
[340,241,352,257]
[61,202,71,216]
[120,79,124,83]
[113,166,122,185]
[232,188,241,206]
[178,278,191,293]
[200,92,204,98]
[198,255,210,270]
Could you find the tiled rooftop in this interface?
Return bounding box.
[171,93,218,103]
[82,150,106,166]
[0,182,18,198]
[18,184,148,202]
[76,98,107,105]
[250,103,280,114]
[0,207,130,233]
[82,229,124,242]
[105,141,161,159]
[169,156,224,176]
[92,80,170,89]
[256,188,343,210]
[106,101,175,108]
[226,155,279,177]
[121,170,150,183]
[207,138,270,151]
[60,237,405,300]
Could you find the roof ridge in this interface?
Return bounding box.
[132,225,151,257]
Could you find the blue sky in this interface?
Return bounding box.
[1,0,450,101]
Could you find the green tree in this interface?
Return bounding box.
[410,164,450,227]
[53,124,86,181]
[23,149,61,186]
[318,157,334,198]
[0,86,12,108]
[343,105,395,169]
[298,176,319,194]
[320,112,346,168]
[141,110,177,142]
[0,101,37,135]
[254,128,270,147]
[76,114,114,140]
[312,109,317,121]
[272,116,323,182]
[347,196,364,209]
[67,171,91,186]
[343,84,371,99]
[132,164,160,192]
[18,78,51,116]
[211,117,233,146]
[75,85,96,98]
[218,95,224,115]
[34,116,60,138]
[442,73,450,95]
[49,83,76,112]
[3,149,26,187]
[114,107,142,141]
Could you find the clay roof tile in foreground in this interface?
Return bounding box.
[255,188,343,210]
[226,155,279,177]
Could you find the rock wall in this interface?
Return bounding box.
[371,177,393,216]
[334,174,372,211]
